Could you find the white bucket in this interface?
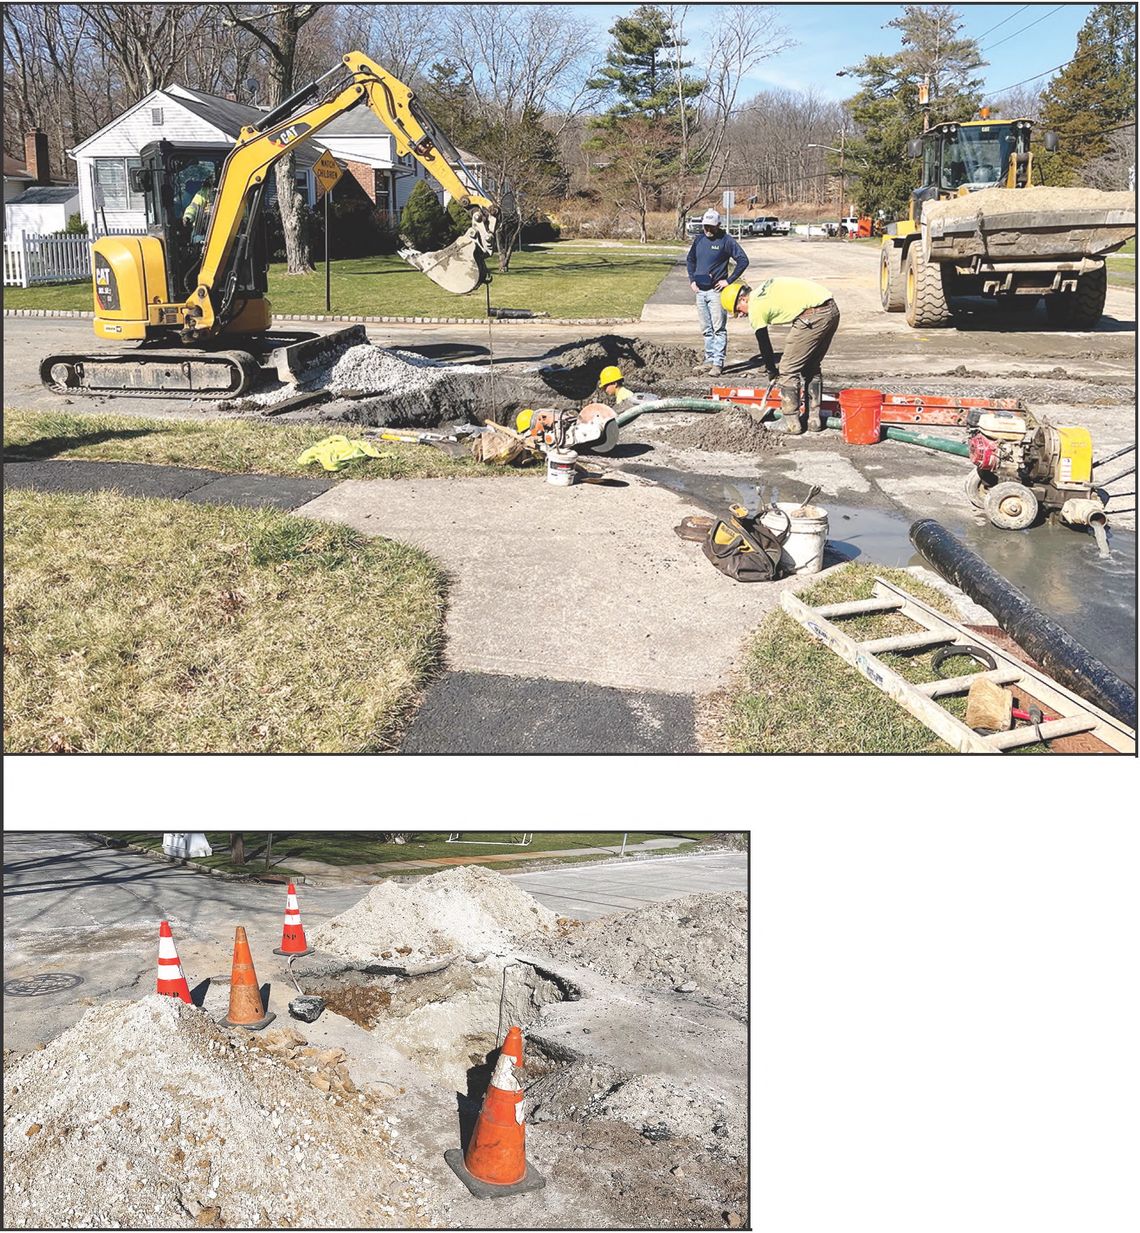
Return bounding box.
[546,447,578,486]
[761,502,828,574]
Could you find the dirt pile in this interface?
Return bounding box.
[927,185,1134,218]
[538,334,705,399]
[646,409,782,454]
[2,996,428,1229]
[552,892,747,1011]
[310,865,559,966]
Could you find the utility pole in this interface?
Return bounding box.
[920,75,931,132]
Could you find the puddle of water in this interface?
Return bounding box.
[624,461,1137,686]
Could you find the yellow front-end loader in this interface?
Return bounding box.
[42,51,499,399]
[879,113,1134,329]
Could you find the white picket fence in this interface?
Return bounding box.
[3,227,147,288]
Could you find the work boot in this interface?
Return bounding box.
[780,380,803,434]
[692,361,713,374]
[805,374,825,432]
[708,365,723,378]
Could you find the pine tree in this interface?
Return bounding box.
[399,181,452,252]
[584,5,705,227]
[1037,4,1137,184]
[842,4,984,217]
[446,197,472,244]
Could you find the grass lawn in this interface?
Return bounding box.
[2,242,678,318]
[4,489,445,752]
[101,831,710,878]
[3,408,535,481]
[719,563,1037,754]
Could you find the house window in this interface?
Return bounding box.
[93,157,146,211]
[152,108,164,126]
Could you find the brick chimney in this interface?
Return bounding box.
[24,129,51,184]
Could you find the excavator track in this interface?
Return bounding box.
[40,349,262,399]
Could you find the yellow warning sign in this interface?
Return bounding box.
[313,150,344,198]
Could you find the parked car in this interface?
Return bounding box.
[839,216,860,236]
[774,219,791,235]
[749,215,781,236]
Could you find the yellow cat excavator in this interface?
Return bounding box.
[41,51,499,398]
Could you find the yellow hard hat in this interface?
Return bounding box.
[516,408,534,433]
[721,283,747,314]
[598,365,623,387]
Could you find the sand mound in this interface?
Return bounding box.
[650,409,782,454]
[2,996,427,1229]
[554,891,747,1009]
[311,865,559,965]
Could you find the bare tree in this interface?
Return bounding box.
[334,4,446,87]
[82,4,205,98]
[665,4,794,236]
[223,3,319,274]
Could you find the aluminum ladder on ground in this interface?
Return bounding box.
[781,576,1136,754]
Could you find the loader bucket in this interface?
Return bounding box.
[398,230,490,296]
[923,187,1135,263]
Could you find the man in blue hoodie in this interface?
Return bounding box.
[686,209,749,377]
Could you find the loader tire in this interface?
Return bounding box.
[904,242,954,328]
[1045,265,1108,329]
[879,242,905,312]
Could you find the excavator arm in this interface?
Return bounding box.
[186,51,497,339]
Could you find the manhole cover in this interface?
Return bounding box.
[4,972,84,997]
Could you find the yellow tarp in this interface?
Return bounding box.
[296,435,391,472]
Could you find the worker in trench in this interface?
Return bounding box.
[721,278,840,434]
[595,365,660,409]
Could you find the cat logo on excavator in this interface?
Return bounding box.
[268,122,312,147]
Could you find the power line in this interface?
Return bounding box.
[973,5,1032,43]
[980,4,1067,52]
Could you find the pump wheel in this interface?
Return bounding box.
[964,471,991,509]
[985,481,1039,530]
[904,242,954,328]
[1045,265,1108,329]
[879,243,905,312]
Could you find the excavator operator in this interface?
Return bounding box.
[181,170,217,235]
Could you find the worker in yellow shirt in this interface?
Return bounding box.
[721,279,840,434]
[181,171,216,235]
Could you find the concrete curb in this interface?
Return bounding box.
[84,832,306,885]
[4,308,638,326]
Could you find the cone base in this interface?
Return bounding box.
[221,1011,276,1031]
[273,946,314,957]
[444,1148,546,1200]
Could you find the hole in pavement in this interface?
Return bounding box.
[309,957,578,1090]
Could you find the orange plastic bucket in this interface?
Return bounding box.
[838,388,883,445]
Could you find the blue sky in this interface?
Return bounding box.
[572,3,1098,104]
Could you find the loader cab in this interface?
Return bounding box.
[130,140,268,306]
[915,120,1033,206]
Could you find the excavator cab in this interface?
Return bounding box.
[131,141,269,317]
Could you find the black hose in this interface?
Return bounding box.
[910,519,1137,728]
[1093,444,1135,468]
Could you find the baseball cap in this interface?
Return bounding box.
[701,209,721,226]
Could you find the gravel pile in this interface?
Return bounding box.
[645,409,782,454]
[2,996,429,1229]
[310,866,559,966]
[553,892,747,1010]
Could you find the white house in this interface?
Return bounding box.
[3,152,35,204]
[68,85,320,234]
[4,131,81,237]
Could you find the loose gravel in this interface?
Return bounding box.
[310,865,559,966]
[2,996,429,1229]
[548,891,748,1013]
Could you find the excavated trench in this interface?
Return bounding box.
[304,955,579,1090]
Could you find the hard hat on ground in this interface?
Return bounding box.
[516,409,535,433]
[701,209,721,226]
[721,282,748,314]
[598,365,623,387]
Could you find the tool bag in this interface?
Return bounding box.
[701,506,791,582]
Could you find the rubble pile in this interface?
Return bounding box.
[2,997,428,1229]
[310,865,559,965]
[552,891,747,1010]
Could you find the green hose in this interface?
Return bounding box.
[616,399,970,457]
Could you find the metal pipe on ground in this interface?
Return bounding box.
[910,518,1137,727]
[616,399,971,456]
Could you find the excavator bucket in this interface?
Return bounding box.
[399,230,489,296]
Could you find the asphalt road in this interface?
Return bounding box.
[3,833,748,1048]
[508,849,748,920]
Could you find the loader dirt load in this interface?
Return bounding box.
[879,114,1135,330]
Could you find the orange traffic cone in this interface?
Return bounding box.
[501,1025,525,1069]
[273,882,314,957]
[444,1052,546,1198]
[222,926,275,1030]
[156,921,191,1004]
